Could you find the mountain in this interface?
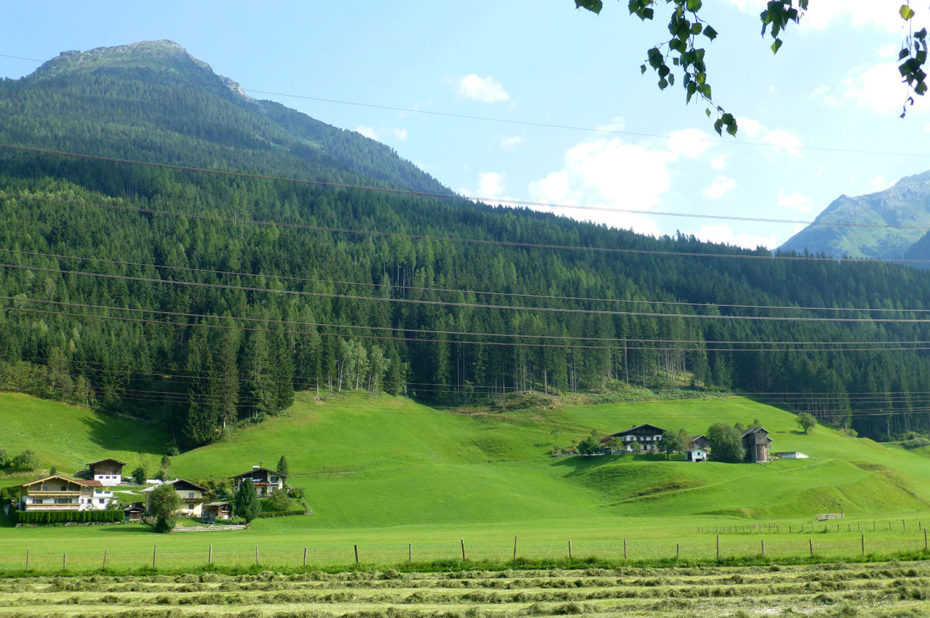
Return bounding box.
[6,41,930,447]
[0,40,448,195]
[779,171,930,260]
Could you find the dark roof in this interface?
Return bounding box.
[88,458,127,467]
[230,467,285,479]
[124,504,145,512]
[607,424,666,437]
[168,478,209,492]
[740,427,768,437]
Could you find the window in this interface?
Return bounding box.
[271,476,278,483]
[97,498,105,504]
[188,492,195,499]
[55,498,72,504]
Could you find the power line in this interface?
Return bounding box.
[10,190,930,267]
[3,143,930,233]
[10,261,930,324]
[9,247,930,313]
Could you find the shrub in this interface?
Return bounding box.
[12,509,123,525]
[707,423,744,463]
[7,449,39,471]
[131,466,147,485]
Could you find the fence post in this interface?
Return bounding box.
[568,539,572,560]
[716,535,720,559]
[513,535,518,561]
[924,529,928,551]
[25,549,29,571]
[255,545,259,566]
[354,544,359,564]
[461,538,466,561]
[761,539,765,556]
[676,543,680,559]
[861,534,865,556]
[809,538,813,556]
[63,553,67,571]
[303,546,307,567]
[623,538,627,560]
[408,543,412,562]
[209,544,213,565]
[102,549,107,570]
[152,545,157,569]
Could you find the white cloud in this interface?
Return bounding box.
[477,172,507,198]
[596,116,626,133]
[736,117,803,158]
[701,176,736,200]
[528,137,680,236]
[777,188,815,214]
[667,129,712,159]
[729,0,920,33]
[500,135,524,151]
[695,224,777,250]
[710,155,728,170]
[837,61,923,115]
[355,126,407,141]
[869,176,892,191]
[457,74,510,103]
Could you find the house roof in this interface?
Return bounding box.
[606,424,666,437]
[88,458,127,467]
[140,478,209,493]
[19,474,101,488]
[230,467,285,479]
[205,501,230,507]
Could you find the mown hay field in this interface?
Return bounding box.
[2,561,930,616]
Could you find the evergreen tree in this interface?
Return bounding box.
[234,478,261,522]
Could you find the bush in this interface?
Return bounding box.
[902,436,930,450]
[131,466,147,485]
[12,509,124,525]
[7,449,39,471]
[154,515,176,532]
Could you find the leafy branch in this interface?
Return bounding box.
[575,0,930,134]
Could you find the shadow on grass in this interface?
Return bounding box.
[81,414,170,454]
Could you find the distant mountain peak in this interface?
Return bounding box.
[31,40,252,100]
[779,170,930,260]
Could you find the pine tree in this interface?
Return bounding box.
[233,478,261,522]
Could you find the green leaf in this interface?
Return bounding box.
[900,4,915,21]
[691,22,703,34]
[640,64,647,74]
[771,38,783,54]
[703,25,717,40]
[686,0,702,12]
[575,0,603,13]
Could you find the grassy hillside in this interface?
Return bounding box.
[3,391,930,526]
[0,393,169,478]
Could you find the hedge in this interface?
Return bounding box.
[255,509,310,519]
[12,509,125,525]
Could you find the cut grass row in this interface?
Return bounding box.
[1,562,929,616]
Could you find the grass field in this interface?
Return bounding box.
[3,389,930,576]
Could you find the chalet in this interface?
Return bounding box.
[601,424,666,453]
[203,501,232,521]
[86,458,126,486]
[16,475,116,511]
[123,502,145,522]
[141,479,209,517]
[687,435,709,462]
[231,465,286,497]
[741,427,772,463]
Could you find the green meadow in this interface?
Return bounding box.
[3,390,930,573]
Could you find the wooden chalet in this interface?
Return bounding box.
[141,479,209,517]
[230,465,286,497]
[16,475,115,511]
[87,458,127,486]
[741,427,772,462]
[601,424,666,452]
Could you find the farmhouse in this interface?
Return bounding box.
[741,427,773,463]
[601,424,666,452]
[123,502,145,522]
[231,465,286,497]
[141,479,209,517]
[86,458,126,486]
[687,435,709,462]
[16,475,116,511]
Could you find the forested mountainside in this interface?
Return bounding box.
[2,41,930,447]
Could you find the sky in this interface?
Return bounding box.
[1,1,929,250]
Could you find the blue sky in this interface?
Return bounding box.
[2,1,928,249]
